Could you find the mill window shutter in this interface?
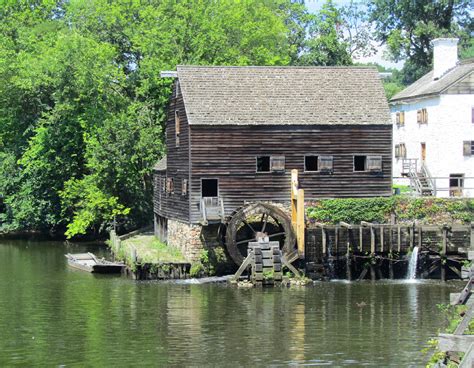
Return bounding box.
[400,112,405,125]
[402,144,407,158]
[464,141,472,156]
[271,156,285,172]
[423,109,428,124]
[396,112,400,125]
[367,156,382,172]
[318,156,333,173]
[417,110,422,123]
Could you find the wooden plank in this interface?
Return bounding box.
[397,225,401,253]
[291,169,298,230]
[322,228,327,256]
[370,226,375,255]
[454,277,474,305]
[438,334,474,353]
[281,255,301,277]
[359,226,363,252]
[442,227,448,282]
[459,342,474,368]
[454,303,474,335]
[233,251,254,279]
[297,188,305,258]
[380,226,384,253]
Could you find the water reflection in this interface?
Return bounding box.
[0,240,462,366]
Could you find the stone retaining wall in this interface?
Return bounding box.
[167,219,204,262]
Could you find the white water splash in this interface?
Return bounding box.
[406,246,419,280]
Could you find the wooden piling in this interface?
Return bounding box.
[441,226,448,282]
[380,225,384,253]
[397,225,401,253]
[340,222,352,281]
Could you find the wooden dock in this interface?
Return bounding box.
[304,222,474,281]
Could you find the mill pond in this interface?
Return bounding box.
[0,239,463,367]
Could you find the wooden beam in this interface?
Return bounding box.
[438,334,474,353]
[442,226,448,282]
[291,169,298,231]
[297,188,305,258]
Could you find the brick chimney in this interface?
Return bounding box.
[432,38,459,80]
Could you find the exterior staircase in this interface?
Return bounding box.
[401,159,436,196]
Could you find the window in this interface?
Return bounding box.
[182,179,188,196]
[201,179,218,197]
[318,156,333,173]
[395,144,407,158]
[417,108,428,124]
[256,156,270,172]
[396,111,405,126]
[354,155,366,171]
[175,110,181,147]
[256,156,285,172]
[166,178,174,194]
[464,141,474,156]
[305,155,319,172]
[471,107,474,124]
[354,155,382,172]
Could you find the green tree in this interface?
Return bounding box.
[296,0,352,66]
[369,0,474,83]
[1,0,324,237]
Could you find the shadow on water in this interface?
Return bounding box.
[0,239,464,366]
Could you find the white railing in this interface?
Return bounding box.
[393,176,474,197]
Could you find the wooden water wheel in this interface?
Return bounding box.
[225,202,296,265]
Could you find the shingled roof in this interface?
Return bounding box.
[153,155,167,171]
[177,66,391,125]
[390,59,474,103]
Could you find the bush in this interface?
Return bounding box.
[306,197,474,225]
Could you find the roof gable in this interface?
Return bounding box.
[391,60,474,103]
[177,66,391,126]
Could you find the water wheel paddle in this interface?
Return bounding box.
[225,202,296,265]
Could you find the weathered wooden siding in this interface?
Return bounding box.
[153,82,190,222]
[189,124,392,224]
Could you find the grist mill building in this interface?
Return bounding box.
[153,66,392,263]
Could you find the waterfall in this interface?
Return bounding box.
[406,246,419,280]
[327,242,335,279]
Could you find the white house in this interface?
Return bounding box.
[391,38,474,197]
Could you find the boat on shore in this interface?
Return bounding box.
[65,253,124,274]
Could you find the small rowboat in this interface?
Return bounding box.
[65,252,124,274]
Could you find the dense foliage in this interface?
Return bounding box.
[368,0,474,84]
[307,197,474,225]
[0,0,354,237]
[0,0,471,237]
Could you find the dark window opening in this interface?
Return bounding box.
[256,156,271,172]
[201,179,218,197]
[354,156,366,171]
[305,156,319,171]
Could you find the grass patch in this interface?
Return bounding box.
[120,234,185,264]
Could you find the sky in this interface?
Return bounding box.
[305,0,405,69]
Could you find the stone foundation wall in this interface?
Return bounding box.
[167,219,204,262]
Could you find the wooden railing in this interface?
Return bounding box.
[200,197,225,225]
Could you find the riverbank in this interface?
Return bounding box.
[108,229,191,280]
[427,277,474,367]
